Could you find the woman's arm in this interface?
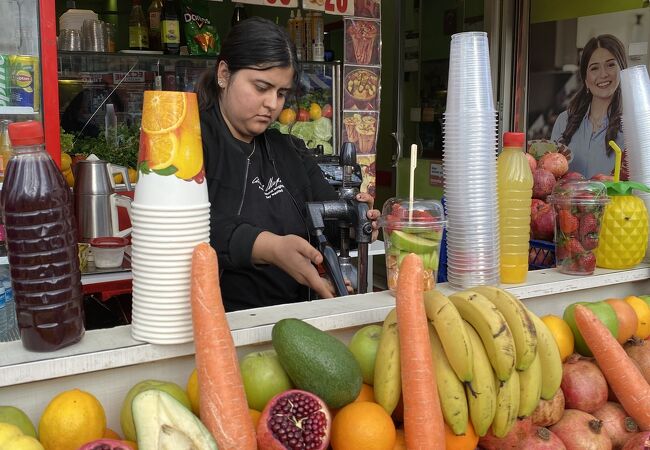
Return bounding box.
[551,110,569,142]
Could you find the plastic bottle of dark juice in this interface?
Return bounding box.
[1,121,84,351]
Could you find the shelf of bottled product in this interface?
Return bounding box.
[1,263,650,431]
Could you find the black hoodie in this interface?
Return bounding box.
[200,103,338,311]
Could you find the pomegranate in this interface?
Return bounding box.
[549,409,613,450]
[531,199,556,241]
[592,402,639,450]
[533,168,557,200]
[526,152,537,172]
[478,417,533,450]
[519,427,567,449]
[591,173,614,182]
[562,171,586,181]
[531,388,565,427]
[624,338,650,384]
[78,439,135,450]
[539,152,569,178]
[561,357,608,413]
[257,389,331,450]
[621,431,650,450]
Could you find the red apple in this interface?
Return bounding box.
[297,108,310,122]
[322,104,333,119]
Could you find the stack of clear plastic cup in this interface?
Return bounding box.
[620,65,650,260]
[443,32,500,288]
[130,91,209,344]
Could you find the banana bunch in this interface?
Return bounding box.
[372,286,563,439]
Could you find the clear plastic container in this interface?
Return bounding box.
[548,180,609,275]
[2,121,84,351]
[378,198,445,293]
[90,236,128,268]
[497,132,533,283]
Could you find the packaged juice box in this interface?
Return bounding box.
[0,55,10,107]
[10,55,40,112]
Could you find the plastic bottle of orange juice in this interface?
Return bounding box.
[498,132,533,284]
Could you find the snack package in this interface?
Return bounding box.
[180,0,220,56]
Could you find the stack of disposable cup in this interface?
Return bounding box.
[620,65,650,261]
[443,32,500,288]
[130,91,209,344]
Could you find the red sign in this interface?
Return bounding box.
[303,0,354,15]
[237,0,298,7]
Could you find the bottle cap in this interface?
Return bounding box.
[8,121,44,146]
[503,132,525,148]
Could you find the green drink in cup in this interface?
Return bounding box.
[378,198,446,293]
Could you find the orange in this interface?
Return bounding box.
[278,108,296,125]
[444,422,478,450]
[145,131,178,170]
[624,296,650,339]
[354,383,375,403]
[331,401,396,450]
[541,315,574,362]
[103,427,121,439]
[127,167,138,184]
[141,91,187,135]
[249,408,262,429]
[186,368,200,416]
[39,388,106,450]
[392,429,406,450]
[309,102,322,120]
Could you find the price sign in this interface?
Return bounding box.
[237,0,298,7]
[303,0,354,15]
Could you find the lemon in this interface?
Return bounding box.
[309,102,322,121]
[60,152,72,171]
[172,93,203,180]
[39,389,106,450]
[279,108,297,125]
[128,167,138,183]
[186,368,200,416]
[141,91,187,135]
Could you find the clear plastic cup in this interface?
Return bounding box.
[621,65,650,115]
[547,180,609,275]
[378,197,445,293]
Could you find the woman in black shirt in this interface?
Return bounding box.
[195,17,379,311]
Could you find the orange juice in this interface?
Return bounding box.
[498,132,533,283]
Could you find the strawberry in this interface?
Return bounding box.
[581,232,599,251]
[577,252,596,273]
[558,210,579,234]
[565,238,584,256]
[579,213,599,238]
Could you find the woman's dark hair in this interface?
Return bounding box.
[196,17,300,111]
[559,34,627,156]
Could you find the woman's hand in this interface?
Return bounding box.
[252,232,335,299]
[356,192,381,242]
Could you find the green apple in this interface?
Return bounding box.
[390,230,439,253]
[120,379,192,442]
[563,301,619,356]
[348,324,383,385]
[0,406,36,438]
[240,350,293,412]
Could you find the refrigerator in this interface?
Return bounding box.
[0,0,60,163]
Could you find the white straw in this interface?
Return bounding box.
[409,144,417,222]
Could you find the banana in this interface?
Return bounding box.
[427,323,469,435]
[491,370,520,438]
[517,351,542,418]
[470,286,538,371]
[529,312,563,400]
[449,291,516,382]
[424,290,474,382]
[463,320,497,437]
[373,308,401,415]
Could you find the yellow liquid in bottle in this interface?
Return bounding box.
[498,145,533,284]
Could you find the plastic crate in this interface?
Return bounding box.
[529,239,555,270]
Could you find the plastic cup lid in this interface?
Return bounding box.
[90,236,129,248]
[379,197,446,228]
[547,179,609,205]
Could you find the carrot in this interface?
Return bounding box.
[190,243,257,449]
[574,304,650,431]
[396,253,446,449]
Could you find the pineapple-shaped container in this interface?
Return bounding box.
[595,141,650,268]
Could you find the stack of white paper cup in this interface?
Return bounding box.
[620,65,650,261]
[130,91,209,344]
[443,32,500,288]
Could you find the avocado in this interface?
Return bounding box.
[390,230,439,253]
[132,390,218,450]
[272,318,363,409]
